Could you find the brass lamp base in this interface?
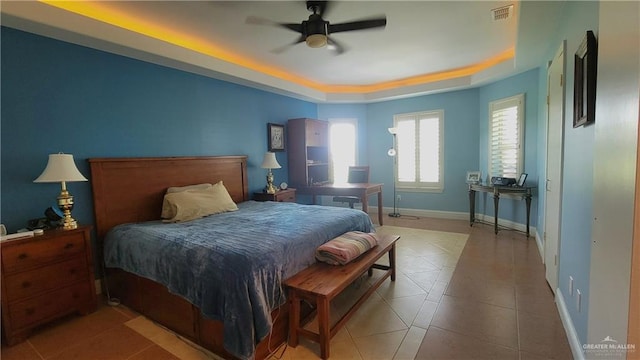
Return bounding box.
[265,183,279,194]
[265,170,278,194]
[57,184,78,230]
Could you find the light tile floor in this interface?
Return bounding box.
[1,218,571,360]
[272,225,469,360]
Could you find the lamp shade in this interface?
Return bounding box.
[387,127,398,135]
[34,154,88,183]
[261,152,281,169]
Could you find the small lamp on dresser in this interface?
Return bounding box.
[34,153,88,230]
[261,152,282,194]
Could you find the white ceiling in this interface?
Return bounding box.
[0,1,566,103]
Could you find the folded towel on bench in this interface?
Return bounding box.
[316,231,379,265]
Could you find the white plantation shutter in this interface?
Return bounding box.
[393,110,444,191]
[396,118,416,182]
[419,117,440,182]
[489,94,524,179]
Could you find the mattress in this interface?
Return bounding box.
[103,200,374,359]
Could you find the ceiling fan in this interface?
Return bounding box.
[246,1,386,55]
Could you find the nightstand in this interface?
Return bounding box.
[1,225,97,345]
[253,188,296,202]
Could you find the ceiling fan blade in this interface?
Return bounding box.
[281,23,304,33]
[326,37,346,55]
[245,16,303,34]
[271,35,306,54]
[329,17,387,34]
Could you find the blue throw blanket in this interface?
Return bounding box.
[103,201,374,359]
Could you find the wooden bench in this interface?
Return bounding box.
[284,234,400,359]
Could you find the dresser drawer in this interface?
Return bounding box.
[277,192,296,202]
[4,257,89,302]
[7,282,93,330]
[2,231,86,273]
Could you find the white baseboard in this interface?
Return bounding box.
[556,290,585,360]
[473,213,537,235]
[372,207,537,235]
[536,231,545,262]
[376,207,468,220]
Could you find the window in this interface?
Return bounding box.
[489,94,524,179]
[393,110,444,192]
[329,118,357,183]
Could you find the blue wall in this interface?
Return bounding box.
[364,89,481,214]
[2,27,543,234]
[1,27,317,233]
[525,0,598,345]
[320,72,542,226]
[553,1,599,343]
[319,90,483,214]
[478,69,540,227]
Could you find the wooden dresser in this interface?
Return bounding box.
[1,225,97,345]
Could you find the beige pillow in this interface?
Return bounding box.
[161,181,238,223]
[161,183,213,218]
[166,183,213,194]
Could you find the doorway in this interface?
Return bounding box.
[544,43,565,293]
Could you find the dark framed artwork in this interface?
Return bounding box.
[267,123,285,151]
[573,30,597,128]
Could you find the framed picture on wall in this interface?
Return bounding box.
[573,30,597,128]
[267,123,285,151]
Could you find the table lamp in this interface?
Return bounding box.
[34,153,88,230]
[261,152,281,194]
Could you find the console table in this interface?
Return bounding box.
[468,184,532,236]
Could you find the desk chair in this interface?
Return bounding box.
[333,166,370,209]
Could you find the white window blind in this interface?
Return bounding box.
[489,94,524,179]
[393,110,444,192]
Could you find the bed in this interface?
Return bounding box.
[88,156,374,360]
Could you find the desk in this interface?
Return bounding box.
[468,184,532,236]
[298,183,384,225]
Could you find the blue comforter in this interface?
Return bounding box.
[103,200,374,359]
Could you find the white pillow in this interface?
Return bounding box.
[161,181,238,223]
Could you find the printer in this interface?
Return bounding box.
[490,176,516,186]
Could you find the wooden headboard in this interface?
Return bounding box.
[88,156,249,240]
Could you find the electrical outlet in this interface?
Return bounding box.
[569,276,574,296]
[576,289,582,312]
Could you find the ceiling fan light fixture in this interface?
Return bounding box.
[306,34,327,48]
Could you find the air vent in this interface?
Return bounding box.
[491,4,513,21]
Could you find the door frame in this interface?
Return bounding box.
[543,43,566,292]
[629,102,640,359]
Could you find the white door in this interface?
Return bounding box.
[544,44,565,293]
